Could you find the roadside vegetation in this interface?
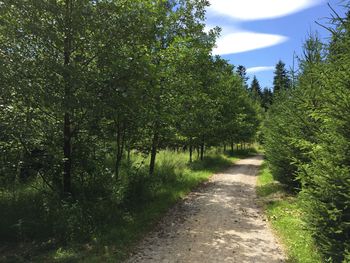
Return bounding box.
[0,149,252,262]
[257,162,322,263]
[261,4,350,262]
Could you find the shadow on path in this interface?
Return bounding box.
[126,156,285,263]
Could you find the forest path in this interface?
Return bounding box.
[126,155,286,263]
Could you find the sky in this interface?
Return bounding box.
[205,0,347,88]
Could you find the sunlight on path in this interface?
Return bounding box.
[126,156,285,263]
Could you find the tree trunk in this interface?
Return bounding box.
[189,145,193,163]
[149,123,159,176]
[223,144,226,152]
[231,141,234,152]
[63,0,72,195]
[63,113,72,194]
[114,121,124,179]
[200,142,204,161]
[189,139,193,163]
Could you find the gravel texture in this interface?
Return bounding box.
[126,155,286,263]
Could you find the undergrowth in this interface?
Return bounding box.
[0,148,250,262]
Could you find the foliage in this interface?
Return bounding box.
[0,0,261,259]
[236,64,249,89]
[263,89,305,189]
[260,87,273,111]
[0,150,241,262]
[0,0,259,192]
[263,5,350,261]
[250,75,262,101]
[298,19,350,261]
[273,60,291,93]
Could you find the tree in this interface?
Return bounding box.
[263,34,325,189]
[263,9,350,261]
[261,88,273,111]
[143,0,214,175]
[249,76,262,100]
[0,0,264,250]
[0,0,172,193]
[236,65,249,89]
[298,18,350,261]
[273,60,291,94]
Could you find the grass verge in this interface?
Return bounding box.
[256,162,322,263]
[1,149,251,263]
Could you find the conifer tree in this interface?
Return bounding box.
[250,76,262,100]
[273,60,291,93]
[264,9,350,261]
[236,65,249,89]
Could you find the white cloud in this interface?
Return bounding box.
[212,31,287,55]
[208,0,323,21]
[246,66,275,73]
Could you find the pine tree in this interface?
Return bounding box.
[249,76,262,100]
[236,65,249,89]
[273,60,291,93]
[299,18,350,262]
[264,10,350,261]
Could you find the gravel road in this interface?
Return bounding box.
[126,155,286,263]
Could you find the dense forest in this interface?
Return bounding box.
[1,0,350,262]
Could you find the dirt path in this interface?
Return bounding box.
[126,155,286,263]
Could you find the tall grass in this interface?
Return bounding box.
[0,148,245,262]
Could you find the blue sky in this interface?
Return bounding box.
[205,0,347,88]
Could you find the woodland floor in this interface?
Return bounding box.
[126,155,286,263]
